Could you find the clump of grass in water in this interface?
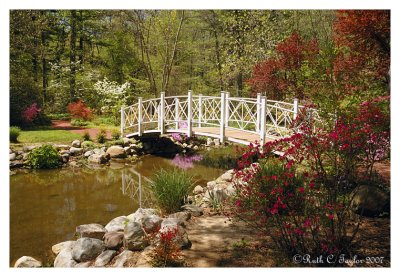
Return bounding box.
[151,168,194,215]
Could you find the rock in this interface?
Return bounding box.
[219,169,234,182]
[193,185,204,195]
[60,150,70,155]
[226,183,236,196]
[103,231,124,250]
[181,204,203,216]
[94,250,117,267]
[213,138,221,146]
[10,160,24,169]
[54,242,77,267]
[351,185,390,217]
[206,138,214,146]
[71,140,81,148]
[93,148,106,155]
[76,223,106,240]
[72,237,105,262]
[84,150,94,158]
[124,221,149,251]
[22,153,29,160]
[69,147,83,156]
[14,256,42,268]
[158,225,191,250]
[55,144,70,150]
[127,208,158,223]
[61,154,69,163]
[105,216,128,232]
[75,261,91,268]
[106,146,127,159]
[88,153,109,164]
[122,137,132,146]
[193,145,199,151]
[52,241,76,255]
[23,145,37,152]
[9,148,12,154]
[168,211,191,225]
[9,153,16,161]
[135,246,154,267]
[207,181,216,190]
[161,217,186,228]
[142,215,162,233]
[112,250,137,267]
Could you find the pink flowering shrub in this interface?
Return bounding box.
[229,97,390,262]
[22,103,41,123]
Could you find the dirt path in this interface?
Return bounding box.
[51,120,113,140]
[182,215,263,267]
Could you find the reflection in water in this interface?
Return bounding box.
[169,154,203,169]
[10,155,225,266]
[121,168,154,209]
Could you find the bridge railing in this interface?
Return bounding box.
[121,91,314,144]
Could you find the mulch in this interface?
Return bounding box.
[51,120,113,140]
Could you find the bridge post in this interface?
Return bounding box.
[225,91,229,127]
[220,92,226,143]
[198,94,203,127]
[256,93,261,132]
[187,90,193,137]
[293,98,299,119]
[175,97,180,129]
[138,97,143,136]
[260,96,267,145]
[120,106,125,137]
[159,92,165,134]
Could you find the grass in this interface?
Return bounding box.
[197,145,242,169]
[16,129,81,144]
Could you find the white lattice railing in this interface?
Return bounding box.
[121,91,317,145]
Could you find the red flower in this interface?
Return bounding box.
[298,187,305,193]
[328,214,334,220]
[303,218,312,228]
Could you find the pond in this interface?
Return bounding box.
[9,154,224,266]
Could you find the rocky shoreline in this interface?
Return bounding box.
[13,167,237,268]
[10,135,225,172]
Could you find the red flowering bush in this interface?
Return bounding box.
[151,226,184,267]
[229,97,389,262]
[67,100,92,120]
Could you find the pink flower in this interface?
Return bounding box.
[303,218,312,228]
[298,187,305,193]
[328,214,334,220]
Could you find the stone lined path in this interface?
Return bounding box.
[182,215,257,267]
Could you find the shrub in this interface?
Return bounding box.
[229,97,390,263]
[151,168,193,214]
[81,141,95,150]
[96,129,107,143]
[27,144,61,169]
[10,126,21,142]
[48,113,71,120]
[82,131,91,141]
[150,225,184,267]
[111,129,120,140]
[198,145,244,169]
[67,99,92,120]
[71,119,89,127]
[22,102,41,123]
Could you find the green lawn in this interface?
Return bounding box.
[17,130,82,144]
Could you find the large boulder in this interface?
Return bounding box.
[105,216,128,232]
[84,150,94,158]
[9,153,16,161]
[88,153,109,164]
[218,169,235,182]
[142,215,163,233]
[112,250,137,267]
[52,241,76,255]
[124,221,149,251]
[106,146,127,159]
[162,217,186,228]
[181,204,203,217]
[127,208,158,223]
[193,185,204,195]
[103,231,124,250]
[351,185,390,217]
[69,147,83,156]
[14,256,42,268]
[54,242,77,267]
[76,223,106,240]
[94,250,117,267]
[168,211,191,223]
[72,237,105,262]
[71,140,81,148]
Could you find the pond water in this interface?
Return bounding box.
[10,154,224,266]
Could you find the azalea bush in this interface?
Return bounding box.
[229,97,390,262]
[151,226,185,267]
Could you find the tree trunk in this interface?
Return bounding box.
[69,10,77,102]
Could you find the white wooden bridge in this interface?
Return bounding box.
[121,91,309,145]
